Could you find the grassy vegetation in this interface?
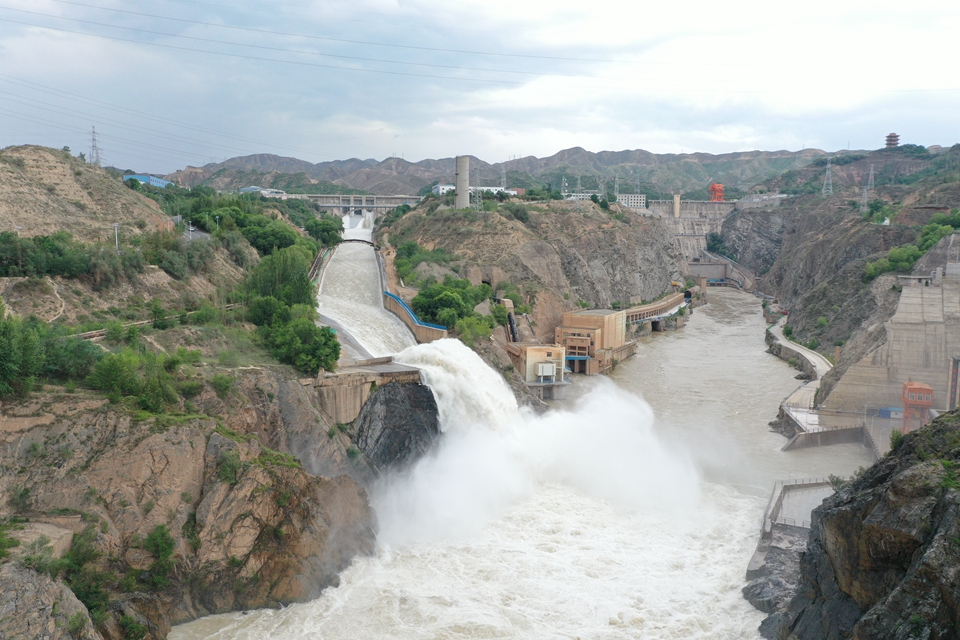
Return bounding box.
[864,208,959,280]
[394,241,459,284]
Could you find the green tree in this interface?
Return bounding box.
[305,217,343,246]
[246,245,314,307]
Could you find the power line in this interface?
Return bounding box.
[0,74,343,159]
[0,90,277,157]
[48,0,634,64]
[0,16,525,85]
[0,5,577,79]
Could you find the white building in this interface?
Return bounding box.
[617,193,647,209]
[432,184,517,197]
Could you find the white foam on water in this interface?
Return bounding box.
[316,212,416,357]
[171,339,766,640]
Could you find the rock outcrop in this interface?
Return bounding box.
[771,411,960,639]
[354,382,440,472]
[0,563,105,640]
[0,384,375,640]
[378,200,686,344]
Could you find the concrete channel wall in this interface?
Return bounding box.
[374,248,448,344]
[383,292,448,343]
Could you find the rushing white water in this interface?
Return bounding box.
[172,291,875,640]
[316,213,416,357]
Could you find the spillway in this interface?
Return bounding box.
[315,212,415,358]
[171,289,874,640]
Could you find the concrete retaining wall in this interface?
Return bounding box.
[383,292,448,343]
[766,332,818,380]
[781,427,865,451]
[315,366,422,424]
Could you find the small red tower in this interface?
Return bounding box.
[900,381,933,433]
[709,183,725,202]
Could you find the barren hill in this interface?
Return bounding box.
[0,145,168,243]
[166,146,837,198]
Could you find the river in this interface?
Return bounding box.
[170,289,874,640]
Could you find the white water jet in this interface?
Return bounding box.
[381,339,701,544]
[172,340,754,640]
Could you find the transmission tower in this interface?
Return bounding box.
[636,169,641,195]
[575,175,583,212]
[473,170,483,212]
[89,126,101,167]
[860,164,876,214]
[614,175,620,200]
[821,157,833,196]
[501,165,506,191]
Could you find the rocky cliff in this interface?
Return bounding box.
[378,199,686,343]
[0,382,376,639]
[354,382,440,473]
[770,411,960,639]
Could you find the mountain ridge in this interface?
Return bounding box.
[164,146,847,196]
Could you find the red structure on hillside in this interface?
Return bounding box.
[709,183,725,202]
[901,381,933,433]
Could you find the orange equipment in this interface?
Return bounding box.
[709,183,725,202]
[900,381,934,433]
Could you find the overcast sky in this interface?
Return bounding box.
[0,0,957,173]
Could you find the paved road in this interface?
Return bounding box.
[183,226,211,242]
[769,316,833,378]
[769,316,834,432]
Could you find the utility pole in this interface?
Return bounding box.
[821,157,833,196]
[614,175,619,201]
[113,223,120,255]
[90,127,101,167]
[15,226,22,272]
[867,164,875,191]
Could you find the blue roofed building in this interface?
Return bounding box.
[124,174,173,188]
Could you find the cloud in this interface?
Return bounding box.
[0,0,956,172]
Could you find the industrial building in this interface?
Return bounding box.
[237,186,287,196]
[431,184,517,197]
[505,343,568,399]
[554,308,636,375]
[617,193,647,209]
[123,174,173,188]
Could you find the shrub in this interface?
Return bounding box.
[67,612,88,638]
[211,374,234,398]
[143,524,175,590]
[889,429,904,452]
[178,380,203,398]
[491,303,509,326]
[816,317,828,328]
[8,486,31,512]
[119,614,148,640]
[455,316,492,347]
[217,450,241,485]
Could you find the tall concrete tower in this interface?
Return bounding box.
[455,156,470,209]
